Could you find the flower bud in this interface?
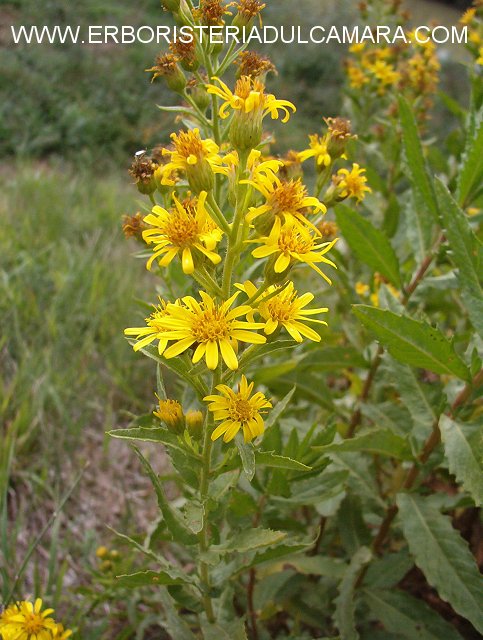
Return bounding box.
[230,109,263,151]
[146,53,186,94]
[96,546,109,558]
[129,154,158,195]
[154,398,186,434]
[186,410,204,438]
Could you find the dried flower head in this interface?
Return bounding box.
[231,0,266,26]
[146,53,186,92]
[129,153,158,194]
[122,212,148,240]
[195,0,231,25]
[170,38,198,71]
[235,51,276,78]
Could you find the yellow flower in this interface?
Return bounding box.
[251,217,338,284]
[207,75,295,122]
[298,134,331,167]
[157,291,267,370]
[55,624,73,640]
[334,164,371,202]
[355,282,369,296]
[0,598,60,640]
[142,192,222,274]
[237,281,328,342]
[218,148,282,184]
[154,397,185,433]
[204,375,272,443]
[244,175,326,232]
[460,7,476,25]
[368,60,400,89]
[349,42,366,54]
[477,46,483,65]
[346,62,369,89]
[162,129,222,192]
[124,298,176,355]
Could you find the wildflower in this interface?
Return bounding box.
[324,116,356,157]
[186,410,204,437]
[206,76,295,149]
[460,7,476,25]
[298,134,331,168]
[346,62,369,89]
[122,212,148,240]
[128,153,158,195]
[154,398,185,433]
[244,175,326,232]
[317,220,338,239]
[251,217,338,284]
[235,51,276,79]
[477,46,483,65]
[368,60,400,91]
[154,162,178,190]
[0,598,61,640]
[334,163,371,202]
[142,192,222,274]
[96,545,109,558]
[158,291,266,370]
[355,282,369,296]
[204,375,272,442]
[124,298,175,355]
[146,53,186,93]
[170,39,198,72]
[55,623,73,640]
[195,0,231,25]
[237,281,328,342]
[231,0,266,27]
[217,148,282,191]
[162,129,222,193]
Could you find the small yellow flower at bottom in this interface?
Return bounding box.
[0,598,72,640]
[334,163,371,203]
[204,375,272,443]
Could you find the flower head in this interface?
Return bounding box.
[204,375,272,442]
[231,0,266,27]
[195,0,231,25]
[129,153,158,195]
[154,398,185,433]
[0,598,69,640]
[124,298,175,355]
[298,134,331,168]
[142,192,222,274]
[235,51,275,79]
[244,175,326,232]
[122,212,148,240]
[158,291,266,370]
[334,163,371,202]
[162,129,223,192]
[251,217,338,284]
[146,53,186,92]
[237,281,328,342]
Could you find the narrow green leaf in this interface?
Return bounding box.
[201,619,248,640]
[335,206,401,288]
[107,427,187,455]
[398,96,438,219]
[133,447,197,546]
[363,589,464,640]
[273,470,349,505]
[397,493,483,633]
[183,500,205,535]
[405,191,433,263]
[439,416,483,506]
[435,179,483,337]
[255,450,311,471]
[211,527,287,555]
[264,386,296,429]
[333,546,372,640]
[353,305,470,381]
[282,555,346,579]
[457,108,483,206]
[159,589,197,640]
[301,346,369,371]
[116,570,189,588]
[313,429,413,460]
[235,439,256,481]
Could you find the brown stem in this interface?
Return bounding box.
[347,233,445,438]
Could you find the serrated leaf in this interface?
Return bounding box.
[255,450,311,471]
[398,96,438,220]
[439,416,483,506]
[353,306,470,381]
[107,426,187,454]
[133,447,197,546]
[333,546,372,640]
[397,493,483,633]
[235,438,255,481]
[435,179,483,337]
[313,429,413,460]
[335,206,401,288]
[363,589,464,640]
[363,549,413,589]
[116,570,190,588]
[457,108,483,206]
[405,190,433,263]
[183,500,205,534]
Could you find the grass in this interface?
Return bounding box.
[0,163,158,635]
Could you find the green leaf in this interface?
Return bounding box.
[405,191,433,263]
[159,589,197,640]
[139,344,208,396]
[363,589,464,640]
[282,555,346,579]
[273,470,349,506]
[398,96,438,220]
[353,306,470,381]
[333,546,372,640]
[183,500,205,535]
[301,346,369,371]
[397,493,483,633]
[457,108,483,206]
[116,570,190,588]
[313,429,413,460]
[335,206,401,288]
[235,439,256,481]
[201,619,247,640]
[435,179,483,337]
[133,447,197,546]
[210,528,287,555]
[107,426,187,455]
[264,386,296,429]
[337,495,371,554]
[439,416,483,506]
[363,549,413,589]
[255,450,311,471]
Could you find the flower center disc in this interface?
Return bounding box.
[232,398,254,422]
[192,310,229,342]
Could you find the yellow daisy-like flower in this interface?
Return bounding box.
[298,134,331,167]
[244,175,326,232]
[237,280,328,342]
[346,62,369,89]
[204,375,272,443]
[218,148,282,183]
[368,60,400,89]
[142,191,222,274]
[54,623,73,639]
[0,598,60,640]
[157,291,267,370]
[334,163,371,203]
[206,75,296,122]
[162,129,223,192]
[124,298,175,355]
[251,217,338,284]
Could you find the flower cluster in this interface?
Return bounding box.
[0,598,72,640]
[460,1,483,65]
